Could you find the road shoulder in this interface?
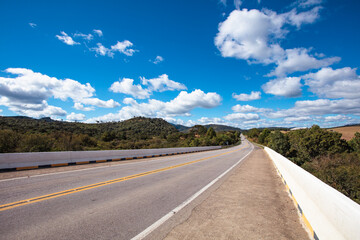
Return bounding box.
[164,146,309,240]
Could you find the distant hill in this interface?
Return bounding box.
[173,124,241,133]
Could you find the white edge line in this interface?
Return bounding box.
[131,141,254,240]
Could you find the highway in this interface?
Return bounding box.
[0,140,253,240]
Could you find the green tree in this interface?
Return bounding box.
[258,129,271,145]
[268,131,290,156]
[206,127,217,139]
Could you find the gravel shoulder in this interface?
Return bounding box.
[164,146,310,240]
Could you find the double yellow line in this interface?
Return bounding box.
[0,147,244,212]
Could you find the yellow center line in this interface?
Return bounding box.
[0,145,246,212]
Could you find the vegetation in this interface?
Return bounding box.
[245,125,360,204]
[0,116,241,153]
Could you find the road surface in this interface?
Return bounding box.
[0,141,253,240]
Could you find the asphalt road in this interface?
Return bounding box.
[0,141,253,240]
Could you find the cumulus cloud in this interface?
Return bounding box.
[215,7,337,78]
[268,48,340,77]
[232,104,270,113]
[151,56,164,64]
[141,74,187,92]
[73,32,93,41]
[87,90,222,122]
[262,77,302,97]
[215,8,321,64]
[110,74,187,99]
[232,91,261,101]
[0,68,119,118]
[224,113,260,121]
[303,67,360,99]
[90,40,137,57]
[66,112,86,122]
[109,78,150,99]
[56,31,80,46]
[73,103,95,111]
[111,40,137,56]
[93,29,103,37]
[215,9,285,64]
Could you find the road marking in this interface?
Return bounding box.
[0,146,245,212]
[131,141,254,240]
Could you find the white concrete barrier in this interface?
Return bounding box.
[265,147,360,240]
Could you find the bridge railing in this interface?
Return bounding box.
[265,147,360,240]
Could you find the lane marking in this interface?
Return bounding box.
[131,140,254,240]
[0,145,246,212]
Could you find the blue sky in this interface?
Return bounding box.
[1,0,360,129]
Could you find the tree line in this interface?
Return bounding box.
[245,125,360,204]
[0,116,241,153]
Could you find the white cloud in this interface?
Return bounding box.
[87,90,222,122]
[232,104,270,113]
[93,29,103,37]
[165,90,222,115]
[284,116,312,122]
[66,112,86,122]
[234,0,242,10]
[215,9,285,64]
[295,0,323,8]
[56,31,80,46]
[90,43,113,57]
[268,48,340,77]
[215,8,321,64]
[224,112,260,121]
[111,40,137,56]
[151,56,164,64]
[324,115,351,122]
[90,41,137,57]
[29,23,37,28]
[303,67,360,99]
[73,33,93,41]
[141,74,187,92]
[76,98,120,108]
[197,117,226,125]
[73,103,95,111]
[214,7,336,79]
[232,91,261,101]
[267,98,360,119]
[284,6,322,28]
[109,78,150,99]
[262,77,302,97]
[0,68,119,118]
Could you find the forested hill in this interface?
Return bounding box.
[174,124,241,133]
[0,116,178,138]
[0,116,241,153]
